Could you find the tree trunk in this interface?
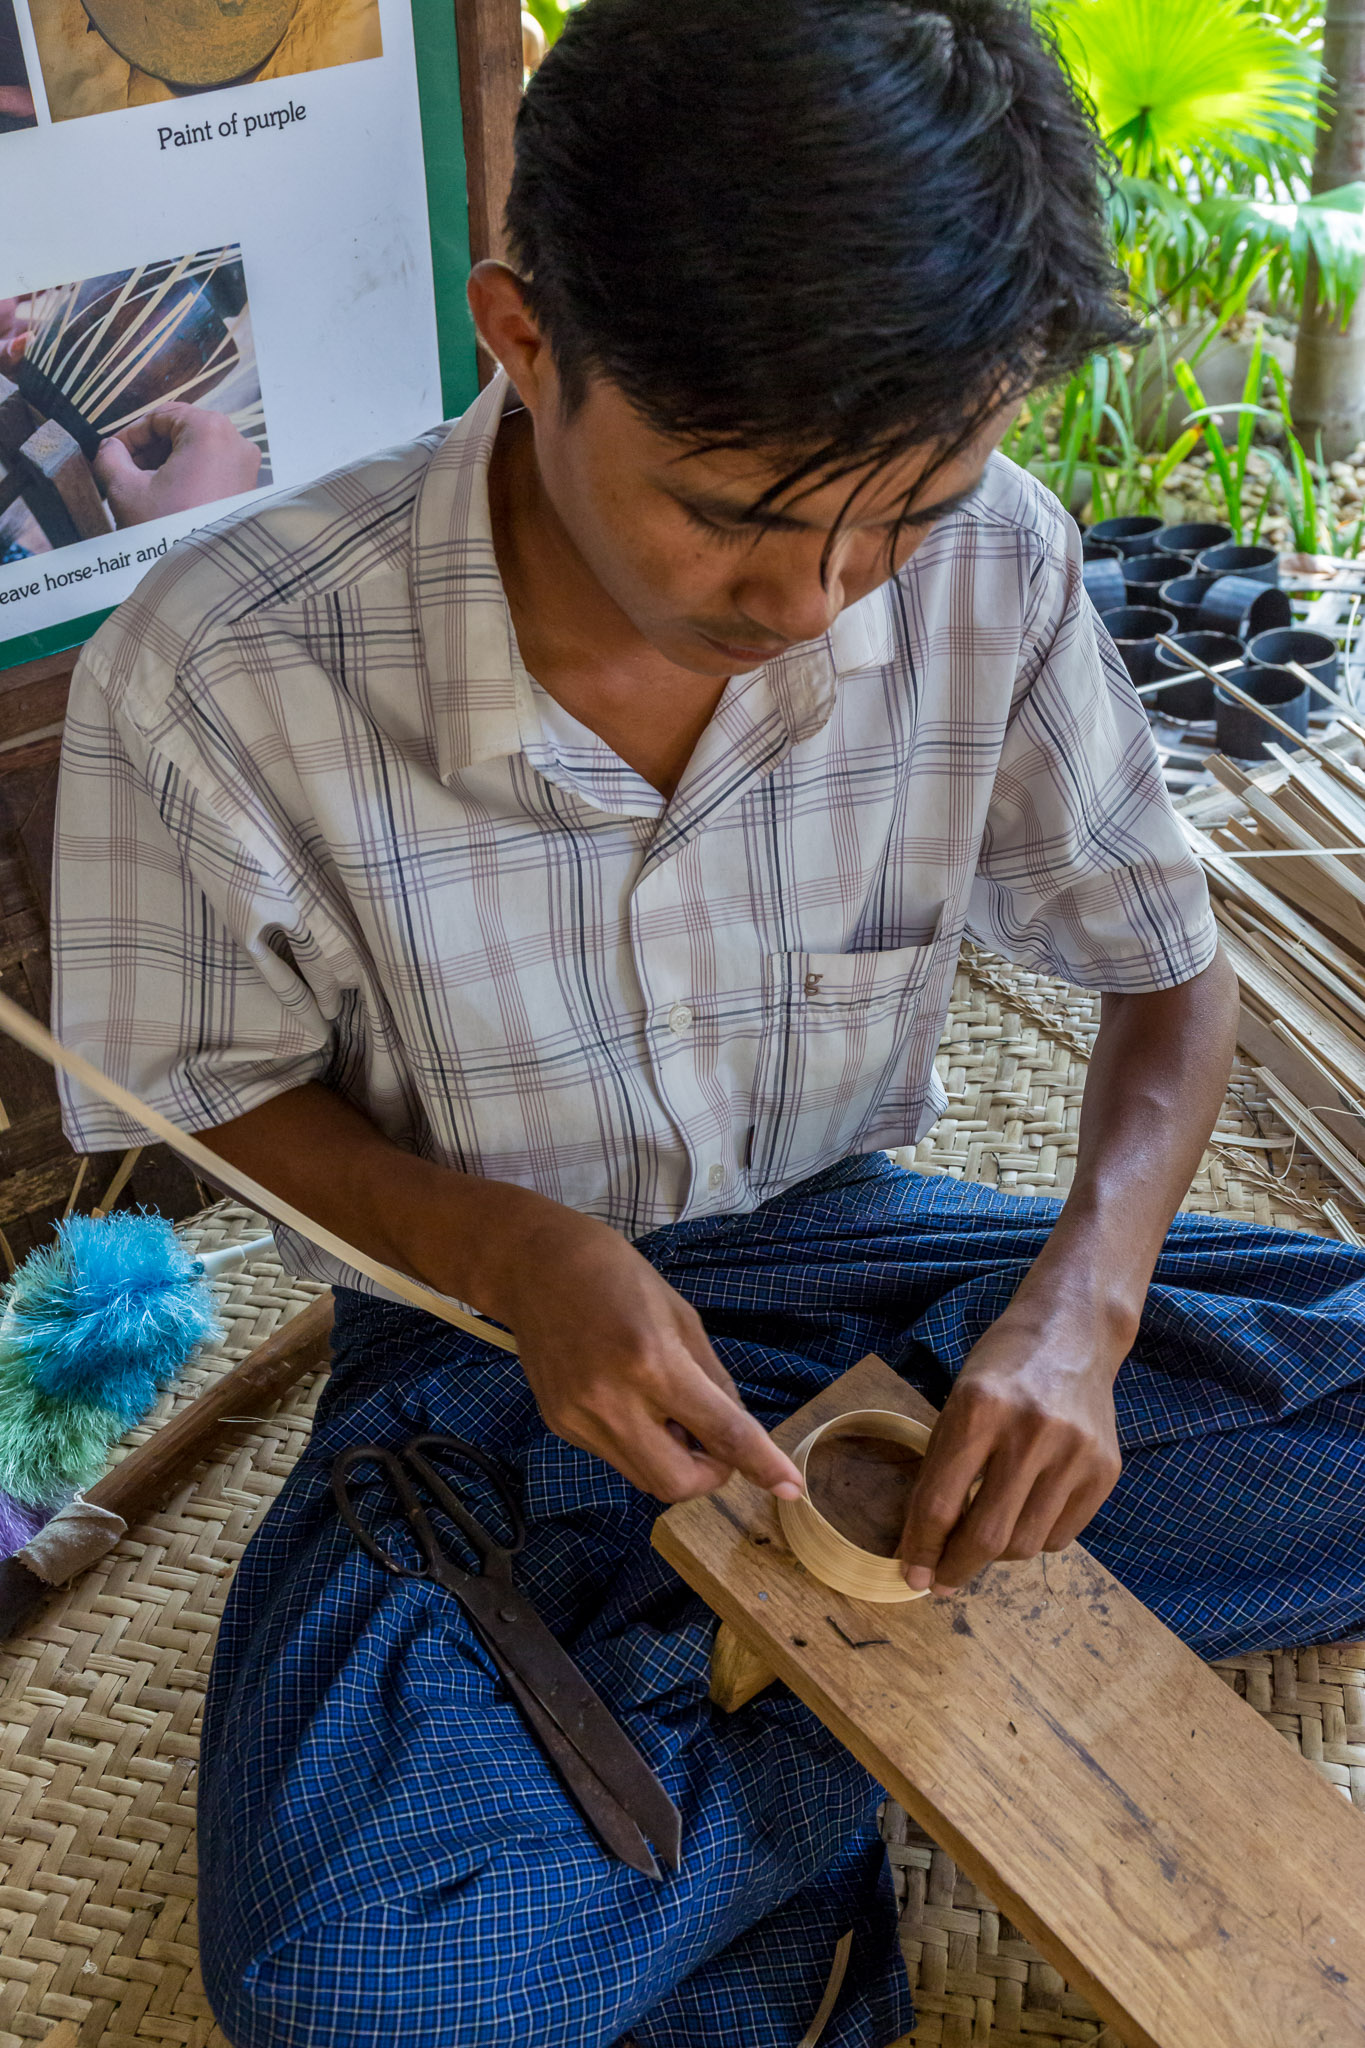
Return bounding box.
[1292,0,1365,460]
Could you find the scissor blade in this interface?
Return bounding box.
[453,1574,683,1870]
[492,1645,664,1880]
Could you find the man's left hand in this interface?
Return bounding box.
[896,1303,1125,1594]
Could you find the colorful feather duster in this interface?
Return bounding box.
[0,1213,269,1543]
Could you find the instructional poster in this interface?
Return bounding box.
[0,0,473,668]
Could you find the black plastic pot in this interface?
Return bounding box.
[1215,663,1311,760]
[1151,632,1245,720]
[1101,604,1178,685]
[1246,627,1339,711]
[1082,536,1123,563]
[1196,542,1280,586]
[1088,515,1164,558]
[1153,521,1233,558]
[1124,551,1194,602]
[1082,555,1128,612]
[1194,575,1293,638]
[1159,573,1218,631]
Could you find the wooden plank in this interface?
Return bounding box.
[654,1355,1365,2048]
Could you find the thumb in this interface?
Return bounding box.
[93,435,139,486]
[94,436,152,524]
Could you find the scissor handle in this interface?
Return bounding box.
[404,1433,528,1564]
[330,1434,527,1583]
[332,1444,437,1579]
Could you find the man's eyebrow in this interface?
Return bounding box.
[665,479,982,533]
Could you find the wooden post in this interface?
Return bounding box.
[1292,0,1365,459]
[454,0,524,266]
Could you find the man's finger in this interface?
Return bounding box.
[1042,1472,1117,1555]
[927,1448,1045,1591]
[572,1411,735,1502]
[668,1376,804,1498]
[896,1408,993,1588]
[93,436,139,485]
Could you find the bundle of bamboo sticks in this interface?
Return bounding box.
[20,249,266,455]
[1172,646,1365,1215]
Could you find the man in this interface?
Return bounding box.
[51,0,1365,2041]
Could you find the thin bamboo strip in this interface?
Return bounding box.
[44,268,152,410]
[1180,817,1365,984]
[1218,923,1365,1101]
[1156,635,1365,803]
[67,254,202,413]
[1256,1068,1365,1209]
[80,291,236,425]
[26,280,79,375]
[0,987,519,1355]
[56,252,233,420]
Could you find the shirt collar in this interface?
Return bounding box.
[412,369,897,783]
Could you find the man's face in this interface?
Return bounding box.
[528,372,1019,676]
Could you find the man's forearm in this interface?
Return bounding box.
[1007,946,1240,1355]
[196,1081,805,1503]
[197,1081,557,1323]
[896,946,1240,1593]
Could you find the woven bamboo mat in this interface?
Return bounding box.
[0,949,1361,2048]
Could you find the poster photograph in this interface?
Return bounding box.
[29,0,381,125]
[0,0,473,667]
[0,0,36,130]
[0,247,269,567]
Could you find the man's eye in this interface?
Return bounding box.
[682,505,752,547]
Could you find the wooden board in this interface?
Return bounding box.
[653,1355,1365,2048]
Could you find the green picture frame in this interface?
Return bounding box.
[0,0,477,674]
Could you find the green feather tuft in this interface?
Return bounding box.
[0,1345,123,1507]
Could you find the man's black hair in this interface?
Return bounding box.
[506,0,1131,509]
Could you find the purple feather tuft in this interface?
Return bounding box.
[0,1488,48,1557]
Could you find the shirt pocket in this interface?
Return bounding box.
[746,938,942,1195]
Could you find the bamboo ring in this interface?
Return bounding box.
[778,1408,933,1603]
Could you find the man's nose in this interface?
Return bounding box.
[738,549,846,649]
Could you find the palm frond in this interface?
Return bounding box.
[1046,0,1321,179]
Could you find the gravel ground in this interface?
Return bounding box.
[1132,442,1365,554]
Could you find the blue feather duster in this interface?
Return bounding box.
[0,1214,224,1493]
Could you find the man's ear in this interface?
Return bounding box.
[466,262,556,412]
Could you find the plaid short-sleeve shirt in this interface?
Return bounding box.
[51,373,1216,1289]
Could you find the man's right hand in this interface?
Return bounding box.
[488,1205,805,1503]
[201,1082,803,1507]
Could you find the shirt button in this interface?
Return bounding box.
[707,1163,724,1190]
[668,1002,694,1035]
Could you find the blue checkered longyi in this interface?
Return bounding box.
[199,1153,1365,2048]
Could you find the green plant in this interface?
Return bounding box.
[1041,0,1365,330]
[1116,179,1365,326]
[1256,357,1365,556]
[1172,330,1276,539]
[1005,342,1203,520]
[522,0,574,46]
[1044,0,1321,184]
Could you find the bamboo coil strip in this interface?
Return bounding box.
[778,1408,933,1603]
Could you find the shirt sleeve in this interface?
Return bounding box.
[966,515,1218,992]
[51,650,336,1151]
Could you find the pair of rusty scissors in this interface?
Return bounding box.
[331,1432,682,1881]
